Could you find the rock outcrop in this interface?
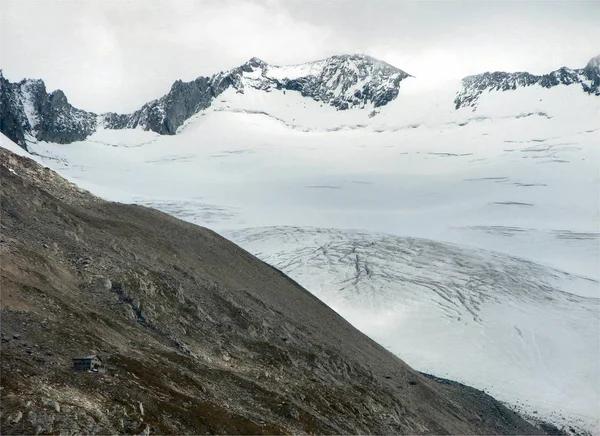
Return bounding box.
[0,71,97,148]
[105,54,412,135]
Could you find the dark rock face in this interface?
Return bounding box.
[455,55,600,109]
[0,71,97,148]
[101,112,130,130]
[36,89,97,143]
[123,76,215,134]
[0,147,547,435]
[0,73,29,147]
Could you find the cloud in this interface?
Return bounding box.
[1,0,598,113]
[1,0,339,112]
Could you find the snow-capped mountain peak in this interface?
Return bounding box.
[100,54,413,138]
[242,57,268,70]
[454,56,600,109]
[217,53,412,110]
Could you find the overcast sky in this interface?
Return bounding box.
[1,0,598,113]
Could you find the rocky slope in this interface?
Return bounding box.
[0,146,547,435]
[455,55,600,109]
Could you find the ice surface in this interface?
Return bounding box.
[225,226,599,432]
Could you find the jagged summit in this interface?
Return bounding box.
[0,72,96,147]
[230,53,412,109]
[455,54,600,109]
[243,57,268,68]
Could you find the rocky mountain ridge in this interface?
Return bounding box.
[0,55,411,148]
[1,54,598,149]
[454,55,600,109]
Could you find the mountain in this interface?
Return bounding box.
[117,54,412,135]
[0,73,97,147]
[1,54,411,148]
[2,54,598,150]
[0,145,545,434]
[455,55,600,109]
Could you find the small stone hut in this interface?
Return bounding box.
[72,355,103,372]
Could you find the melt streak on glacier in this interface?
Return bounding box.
[225,226,599,432]
[2,55,599,432]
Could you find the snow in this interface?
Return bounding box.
[84,126,161,148]
[203,86,375,132]
[2,73,599,432]
[19,80,40,132]
[265,60,326,80]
